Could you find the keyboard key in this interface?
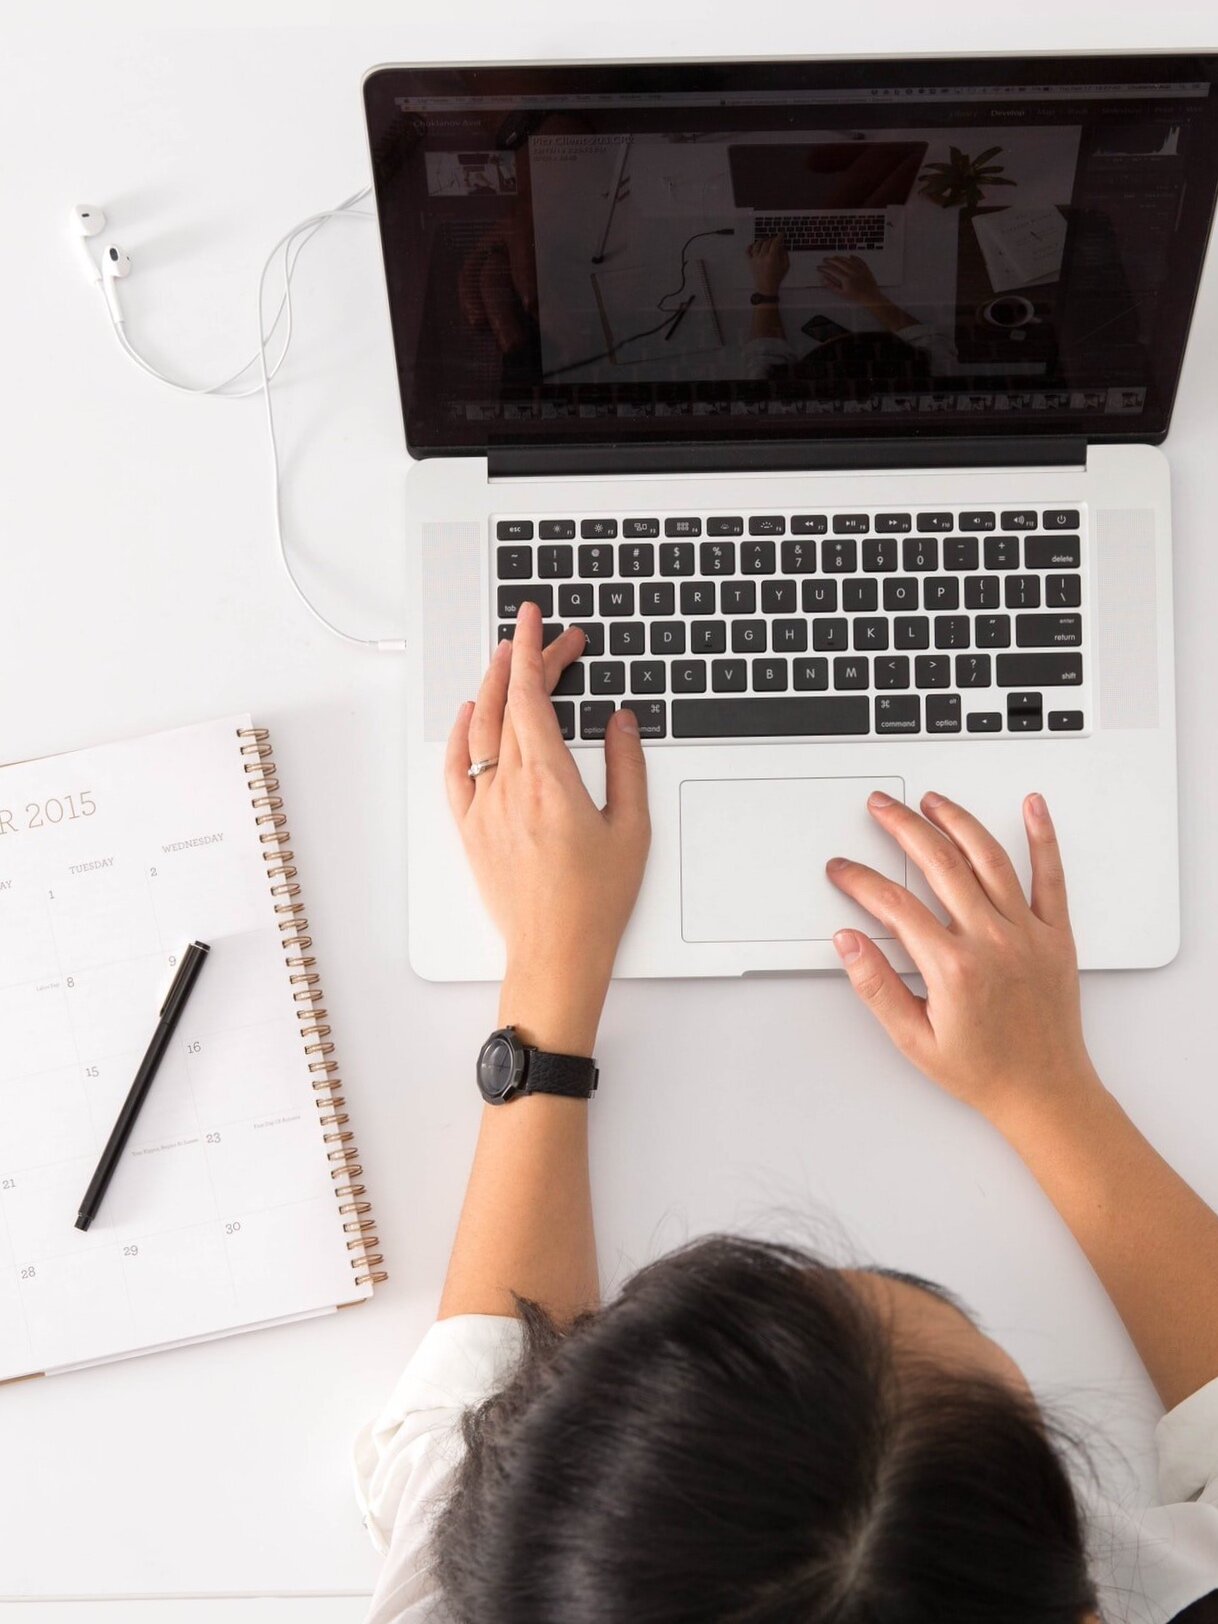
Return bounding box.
[823,540,858,573]
[813,618,849,652]
[1026,535,1081,569]
[672,660,707,692]
[619,543,654,576]
[791,514,828,534]
[1005,575,1041,610]
[496,519,534,541]
[781,539,818,573]
[943,537,979,571]
[691,620,727,653]
[497,583,553,618]
[660,542,695,576]
[497,545,532,578]
[572,622,604,656]
[997,654,1083,686]
[731,620,766,652]
[1043,509,1080,530]
[762,580,797,614]
[794,658,829,690]
[722,581,757,615]
[915,655,951,689]
[496,622,564,647]
[707,516,743,536]
[578,544,613,577]
[590,661,625,694]
[538,545,573,579]
[965,576,1000,610]
[853,617,889,651]
[622,699,667,738]
[748,516,785,537]
[553,662,586,696]
[843,579,879,613]
[903,537,939,571]
[671,696,870,738]
[803,580,839,613]
[924,579,960,611]
[975,615,1012,648]
[560,583,593,617]
[1048,710,1085,731]
[640,583,675,616]
[958,512,996,531]
[1000,509,1038,531]
[1046,573,1082,608]
[833,514,869,534]
[875,695,920,733]
[1016,614,1082,648]
[623,518,659,538]
[966,711,1003,733]
[580,700,616,739]
[863,537,898,572]
[681,582,716,616]
[711,659,748,692]
[884,578,919,611]
[773,619,808,652]
[599,583,635,616]
[874,513,912,533]
[581,518,618,539]
[926,694,962,733]
[553,700,575,739]
[630,661,666,693]
[741,540,777,573]
[540,519,576,540]
[875,656,910,689]
[650,621,686,655]
[934,616,970,650]
[955,654,992,688]
[700,541,735,575]
[834,656,870,689]
[917,512,953,532]
[753,658,788,692]
[665,516,702,537]
[984,536,1020,570]
[894,616,930,649]
[1006,691,1043,732]
[609,622,645,655]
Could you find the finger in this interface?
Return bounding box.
[918,791,1029,921]
[864,791,996,927]
[1023,792,1071,929]
[467,636,511,779]
[826,854,952,966]
[443,700,476,821]
[603,706,650,834]
[506,602,570,765]
[833,929,933,1063]
[496,619,585,777]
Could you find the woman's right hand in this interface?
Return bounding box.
[826,791,1101,1132]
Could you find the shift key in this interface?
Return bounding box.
[997,654,1083,687]
[1015,614,1082,647]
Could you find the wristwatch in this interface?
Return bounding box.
[750,291,780,305]
[476,1026,599,1105]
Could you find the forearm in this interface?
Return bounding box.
[995,1077,1218,1410]
[750,305,786,341]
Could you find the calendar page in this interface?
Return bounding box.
[0,716,373,1381]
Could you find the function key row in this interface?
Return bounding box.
[497,510,1080,543]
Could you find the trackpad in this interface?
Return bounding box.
[680,776,906,943]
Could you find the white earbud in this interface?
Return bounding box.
[71,204,106,283]
[101,242,131,323]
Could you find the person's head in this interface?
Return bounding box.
[434,1236,1098,1624]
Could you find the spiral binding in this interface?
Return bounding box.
[237,727,387,1288]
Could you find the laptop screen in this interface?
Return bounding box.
[363,54,1218,456]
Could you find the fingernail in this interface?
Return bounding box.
[1028,792,1048,819]
[868,790,895,809]
[496,637,511,656]
[834,930,863,964]
[825,856,849,872]
[616,707,639,736]
[922,790,946,809]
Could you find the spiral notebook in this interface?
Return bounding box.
[0,715,384,1382]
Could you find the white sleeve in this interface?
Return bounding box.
[895,321,960,377]
[742,336,797,379]
[352,1315,524,1621]
[1156,1372,1218,1507]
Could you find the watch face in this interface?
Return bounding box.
[478,1033,520,1102]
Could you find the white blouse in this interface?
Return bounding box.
[353,1315,1218,1624]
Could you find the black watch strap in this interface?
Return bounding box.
[522,1049,599,1100]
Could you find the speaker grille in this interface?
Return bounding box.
[421,522,483,742]
[1095,508,1159,731]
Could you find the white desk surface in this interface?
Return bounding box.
[2,3,1216,1618]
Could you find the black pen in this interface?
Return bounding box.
[75,941,211,1232]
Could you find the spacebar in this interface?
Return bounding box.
[671,696,870,738]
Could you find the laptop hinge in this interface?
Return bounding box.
[487,437,1088,480]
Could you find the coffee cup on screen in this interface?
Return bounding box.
[980,294,1038,328]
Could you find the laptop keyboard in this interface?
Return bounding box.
[753,213,887,253]
[493,507,1087,744]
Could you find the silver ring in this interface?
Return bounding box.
[467,756,499,780]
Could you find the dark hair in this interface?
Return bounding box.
[432,1236,1097,1623]
[766,330,933,399]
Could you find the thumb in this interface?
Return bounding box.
[832,930,931,1064]
[603,708,650,833]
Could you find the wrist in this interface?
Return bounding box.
[985,1061,1109,1153]
[498,957,612,1056]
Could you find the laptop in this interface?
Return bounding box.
[363,52,1218,981]
[728,140,928,285]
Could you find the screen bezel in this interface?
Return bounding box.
[363,51,1218,459]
